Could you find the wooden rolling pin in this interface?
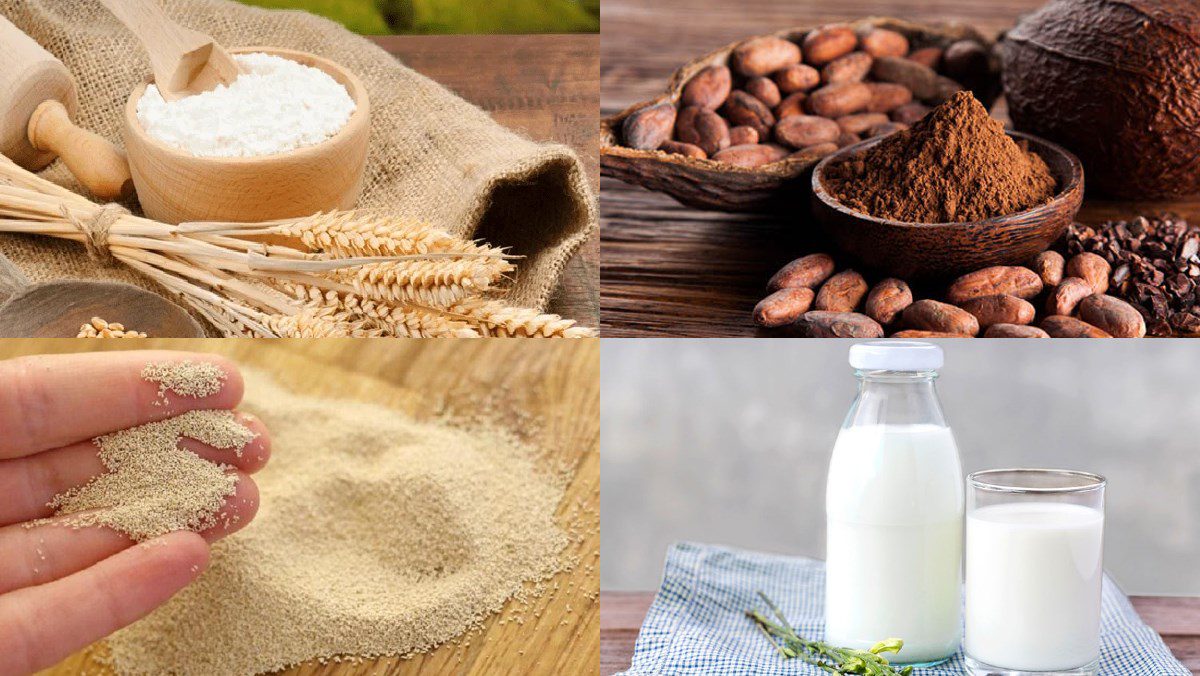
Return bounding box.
[0,16,133,200]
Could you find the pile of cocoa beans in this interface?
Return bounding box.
[753,250,1147,338]
[620,23,992,168]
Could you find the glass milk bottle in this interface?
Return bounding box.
[825,342,963,666]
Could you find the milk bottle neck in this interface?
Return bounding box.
[845,369,947,428]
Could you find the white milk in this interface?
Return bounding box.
[966,502,1104,671]
[825,424,964,663]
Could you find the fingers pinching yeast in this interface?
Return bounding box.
[0,409,266,527]
[0,530,208,675]
[0,350,243,459]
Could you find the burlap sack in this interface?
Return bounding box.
[0,0,596,320]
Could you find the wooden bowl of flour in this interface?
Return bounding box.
[122,47,370,224]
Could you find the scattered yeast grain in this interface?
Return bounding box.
[141,360,227,402]
[44,410,255,541]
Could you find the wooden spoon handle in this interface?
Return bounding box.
[0,251,31,304]
[27,100,134,201]
[96,0,239,100]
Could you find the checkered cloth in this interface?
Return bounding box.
[618,542,1189,675]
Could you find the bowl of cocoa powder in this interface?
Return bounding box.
[811,91,1083,279]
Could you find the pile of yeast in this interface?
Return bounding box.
[104,369,568,675]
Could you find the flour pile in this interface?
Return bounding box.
[104,369,569,675]
[135,52,356,157]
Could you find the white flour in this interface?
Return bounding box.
[135,52,356,158]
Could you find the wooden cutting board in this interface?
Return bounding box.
[1,338,599,675]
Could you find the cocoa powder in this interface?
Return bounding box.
[822,91,1055,223]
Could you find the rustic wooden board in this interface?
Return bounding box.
[375,34,599,328]
[1,338,598,675]
[599,0,1200,336]
[599,591,1200,674]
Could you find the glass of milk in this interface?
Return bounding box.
[825,342,963,666]
[965,469,1106,675]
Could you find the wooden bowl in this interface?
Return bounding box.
[0,281,204,338]
[122,47,370,224]
[811,130,1084,279]
[600,17,1001,213]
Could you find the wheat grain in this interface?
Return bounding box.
[77,316,148,338]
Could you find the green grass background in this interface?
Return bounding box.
[238,0,600,34]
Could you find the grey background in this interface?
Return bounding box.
[601,339,1200,596]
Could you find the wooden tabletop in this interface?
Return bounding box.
[600,591,1200,674]
[15,338,599,675]
[374,34,599,328]
[599,0,1200,336]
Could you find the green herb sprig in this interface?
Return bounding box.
[746,591,913,675]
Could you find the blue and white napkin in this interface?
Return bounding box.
[618,542,1189,675]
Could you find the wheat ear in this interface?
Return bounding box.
[329,257,514,307]
[446,299,597,338]
[283,283,479,338]
[269,211,505,258]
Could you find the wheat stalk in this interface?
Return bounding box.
[0,154,591,338]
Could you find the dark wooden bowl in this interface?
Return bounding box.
[810,130,1084,279]
[600,17,1002,213]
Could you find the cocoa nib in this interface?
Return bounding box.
[1063,214,1200,336]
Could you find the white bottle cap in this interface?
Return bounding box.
[848,341,943,371]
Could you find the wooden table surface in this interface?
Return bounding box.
[374,34,599,328]
[599,0,1200,336]
[600,591,1200,674]
[11,338,599,675]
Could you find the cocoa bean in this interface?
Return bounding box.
[622,103,677,150]
[767,253,836,290]
[902,299,980,336]
[775,115,840,148]
[1031,250,1065,287]
[814,269,869,312]
[773,64,821,94]
[958,294,1035,327]
[984,323,1050,338]
[942,40,990,83]
[889,101,930,125]
[800,311,884,338]
[864,278,912,325]
[795,142,839,158]
[745,76,782,107]
[659,140,706,159]
[835,112,889,135]
[931,76,965,104]
[721,90,776,138]
[866,121,907,138]
[774,92,807,120]
[859,28,909,58]
[1041,315,1112,338]
[681,65,732,110]
[1077,294,1147,338]
[676,107,730,155]
[1066,252,1111,294]
[907,46,943,69]
[864,82,913,113]
[806,82,871,118]
[728,125,759,146]
[836,131,861,147]
[946,266,1043,303]
[871,56,940,100]
[753,287,815,327]
[802,24,858,66]
[821,51,873,84]
[710,143,788,168]
[1045,277,1094,316]
[892,330,966,338]
[731,36,801,77]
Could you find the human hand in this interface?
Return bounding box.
[0,350,269,675]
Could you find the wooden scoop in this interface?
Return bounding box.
[98,0,241,101]
[0,252,204,338]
